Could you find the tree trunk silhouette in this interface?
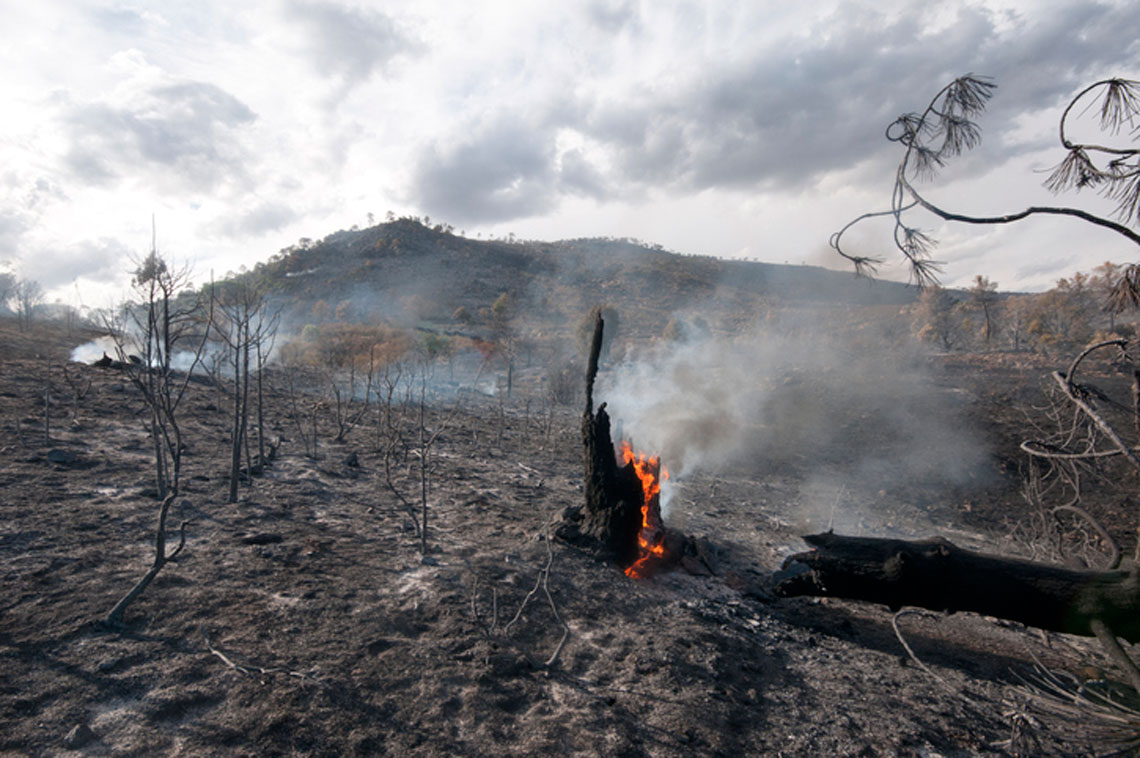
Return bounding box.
[556,314,646,565]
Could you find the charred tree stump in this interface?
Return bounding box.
[556,313,716,577]
[774,532,1140,642]
[556,314,649,566]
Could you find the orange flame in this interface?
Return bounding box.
[621,441,669,579]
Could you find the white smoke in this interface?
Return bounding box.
[597,318,989,522]
[70,335,126,363]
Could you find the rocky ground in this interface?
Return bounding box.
[0,318,1133,757]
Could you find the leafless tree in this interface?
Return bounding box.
[60,362,91,424]
[0,272,15,312]
[112,244,211,501]
[106,493,188,627]
[104,229,210,626]
[285,367,322,460]
[379,356,485,554]
[328,354,372,444]
[211,279,279,503]
[13,278,43,331]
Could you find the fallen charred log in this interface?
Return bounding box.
[775,532,1140,643]
[90,352,215,387]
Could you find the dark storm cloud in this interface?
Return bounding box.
[402,0,1139,228]
[559,148,612,199]
[410,119,562,224]
[61,81,256,193]
[582,0,1140,193]
[284,0,418,85]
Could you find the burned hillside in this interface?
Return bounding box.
[0,310,1130,756]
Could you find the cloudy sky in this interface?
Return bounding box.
[2,0,1139,307]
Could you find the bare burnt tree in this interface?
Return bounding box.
[13,278,43,332]
[112,244,212,500]
[968,275,999,345]
[379,354,484,555]
[284,366,322,460]
[252,300,279,471]
[106,493,188,627]
[328,355,372,444]
[372,354,409,455]
[831,75,1140,287]
[0,272,15,313]
[40,356,53,445]
[60,362,91,425]
[1019,340,1140,567]
[103,233,210,626]
[556,313,648,566]
[212,279,278,503]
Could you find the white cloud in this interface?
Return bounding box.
[0,0,1138,304]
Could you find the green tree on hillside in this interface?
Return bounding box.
[967,275,999,345]
[913,286,961,350]
[491,292,517,396]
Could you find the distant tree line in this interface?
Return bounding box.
[912,262,1133,354]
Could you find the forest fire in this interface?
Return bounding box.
[620,441,669,579]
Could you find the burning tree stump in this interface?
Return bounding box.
[557,314,675,575]
[775,532,1140,643]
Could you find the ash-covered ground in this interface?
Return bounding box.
[0,322,1124,757]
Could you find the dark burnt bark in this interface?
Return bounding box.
[556,314,646,565]
[775,532,1140,642]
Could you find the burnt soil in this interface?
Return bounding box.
[0,320,1131,757]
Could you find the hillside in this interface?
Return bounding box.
[241,219,919,338]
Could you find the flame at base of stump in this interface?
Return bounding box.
[558,311,717,579]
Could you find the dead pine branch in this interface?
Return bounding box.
[1090,619,1140,696]
[1013,659,1140,754]
[106,493,189,627]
